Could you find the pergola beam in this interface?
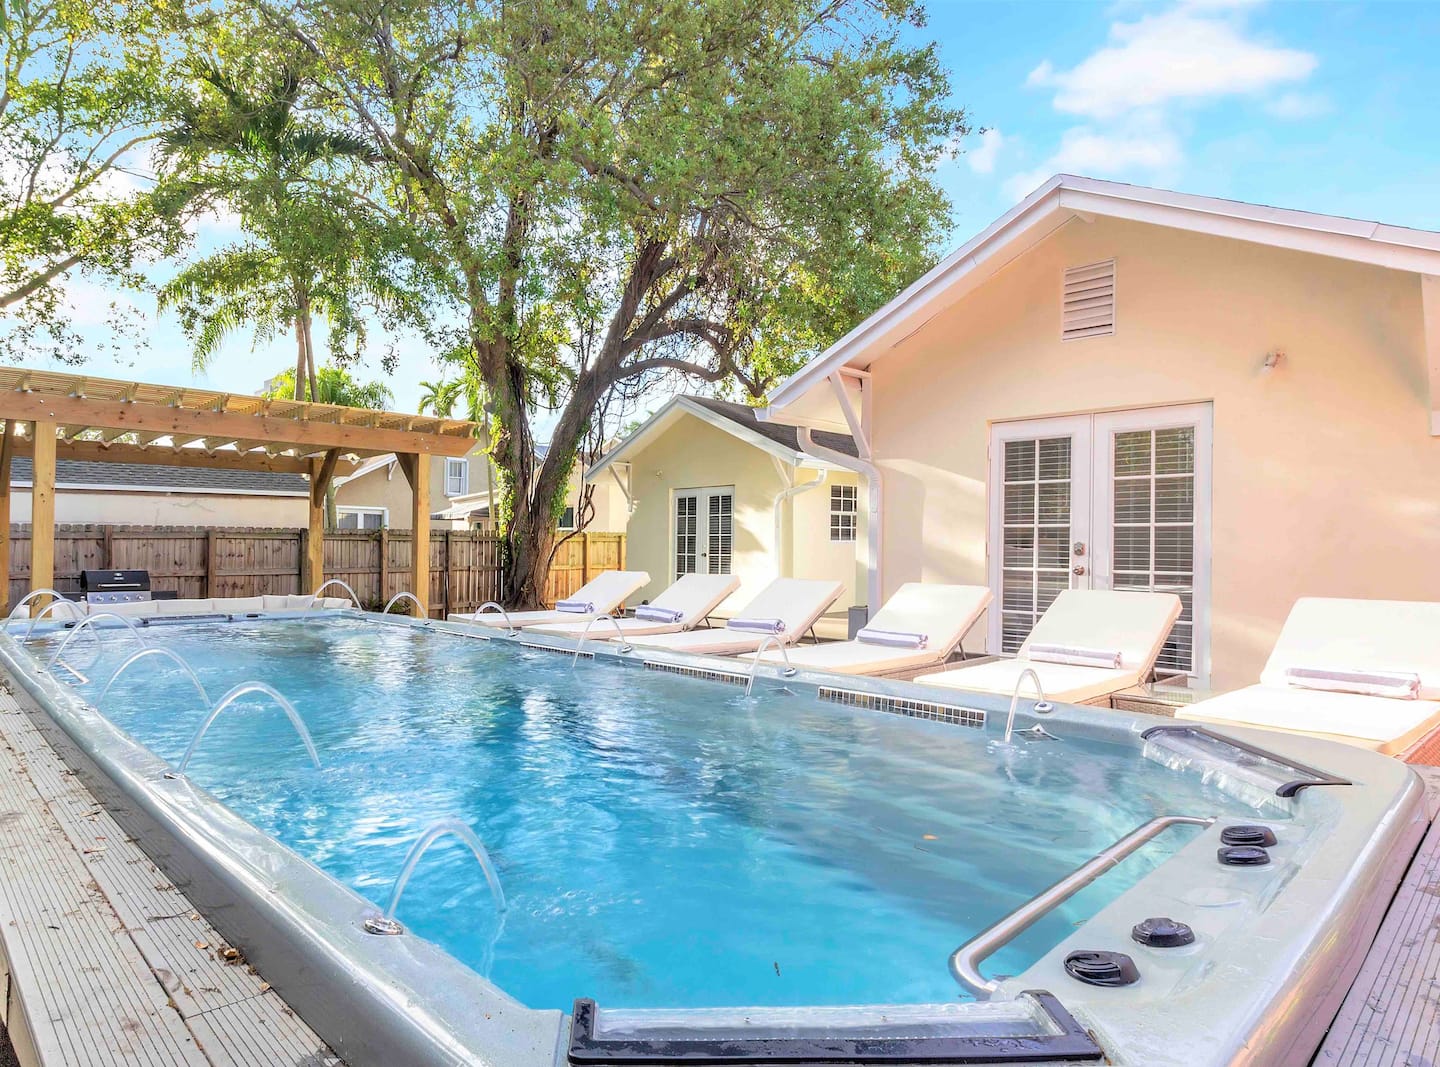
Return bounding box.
[30,421,56,614]
[0,421,13,612]
[0,391,474,458]
[5,435,356,476]
[397,453,430,616]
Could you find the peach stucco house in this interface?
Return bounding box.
[763,174,1440,691]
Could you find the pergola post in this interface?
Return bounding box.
[29,420,56,614]
[306,450,340,594]
[398,453,430,616]
[0,420,13,613]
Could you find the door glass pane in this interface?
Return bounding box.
[707,493,733,574]
[1111,427,1197,674]
[674,496,697,578]
[1000,437,1071,653]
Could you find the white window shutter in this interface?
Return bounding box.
[1062,260,1115,341]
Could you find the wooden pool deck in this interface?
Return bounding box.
[1314,765,1440,1066]
[0,690,340,1067]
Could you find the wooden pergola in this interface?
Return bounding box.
[0,368,480,614]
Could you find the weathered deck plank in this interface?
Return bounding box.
[0,690,341,1067]
[1316,789,1440,1066]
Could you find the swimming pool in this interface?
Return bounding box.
[0,610,1425,1066]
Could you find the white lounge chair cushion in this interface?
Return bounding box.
[742,583,992,676]
[459,570,651,626]
[917,657,1138,705]
[1019,589,1182,672]
[1179,684,1440,756]
[1259,597,1440,700]
[630,578,842,654]
[529,574,740,637]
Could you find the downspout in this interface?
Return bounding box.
[772,460,827,579]
[795,370,882,615]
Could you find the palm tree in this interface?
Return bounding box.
[159,59,384,400]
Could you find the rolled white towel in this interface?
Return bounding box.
[1284,666,1421,700]
[855,627,929,650]
[555,599,594,614]
[726,617,787,635]
[1027,644,1123,669]
[635,605,685,624]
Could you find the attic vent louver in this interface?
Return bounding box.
[1062,259,1115,340]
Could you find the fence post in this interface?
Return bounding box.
[102,524,115,569]
[377,527,389,604]
[204,530,217,597]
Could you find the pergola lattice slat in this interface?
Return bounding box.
[0,368,477,616]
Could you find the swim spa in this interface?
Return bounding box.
[0,610,1425,1066]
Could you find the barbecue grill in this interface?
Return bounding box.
[79,569,151,606]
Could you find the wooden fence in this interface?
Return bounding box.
[5,524,625,617]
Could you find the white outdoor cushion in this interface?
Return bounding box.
[1258,597,1440,700]
[630,578,843,655]
[1019,589,1182,672]
[529,574,740,638]
[94,601,159,618]
[155,599,217,615]
[1180,684,1440,756]
[457,570,651,627]
[741,583,992,676]
[917,657,1137,705]
[218,596,266,612]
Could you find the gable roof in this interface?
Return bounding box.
[10,457,309,495]
[586,395,857,479]
[767,173,1440,427]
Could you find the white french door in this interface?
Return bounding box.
[674,487,734,579]
[987,404,1212,681]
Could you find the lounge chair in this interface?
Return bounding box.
[913,588,1182,704]
[450,570,650,629]
[1179,597,1440,755]
[627,578,843,656]
[526,574,740,638]
[737,583,992,677]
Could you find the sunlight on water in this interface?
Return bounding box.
[39,618,1281,1011]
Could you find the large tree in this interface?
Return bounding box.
[158,58,404,400]
[242,0,965,604]
[1,0,188,362]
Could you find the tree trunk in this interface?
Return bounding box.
[299,290,319,401]
[292,316,307,401]
[504,504,558,608]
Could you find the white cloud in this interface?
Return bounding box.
[966,129,1005,175]
[997,3,1319,204]
[1004,120,1183,201]
[1027,7,1316,120]
[1264,91,1330,119]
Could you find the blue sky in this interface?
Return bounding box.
[42,0,1440,420]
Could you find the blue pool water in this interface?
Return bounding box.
[36,618,1275,1011]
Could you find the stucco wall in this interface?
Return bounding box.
[615,415,859,618]
[870,215,1433,689]
[7,489,307,527]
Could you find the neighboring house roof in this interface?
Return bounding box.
[767,172,1440,424]
[586,395,858,480]
[10,457,309,496]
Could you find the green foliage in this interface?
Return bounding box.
[261,362,394,408]
[251,0,967,600]
[1,0,192,362]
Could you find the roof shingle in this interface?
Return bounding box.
[10,457,309,494]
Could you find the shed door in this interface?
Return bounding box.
[674,487,734,579]
[988,404,1211,681]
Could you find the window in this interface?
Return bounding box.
[444,458,469,497]
[337,507,387,531]
[1062,259,1115,340]
[830,484,858,542]
[558,505,576,531]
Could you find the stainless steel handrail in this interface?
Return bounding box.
[949,813,1216,997]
